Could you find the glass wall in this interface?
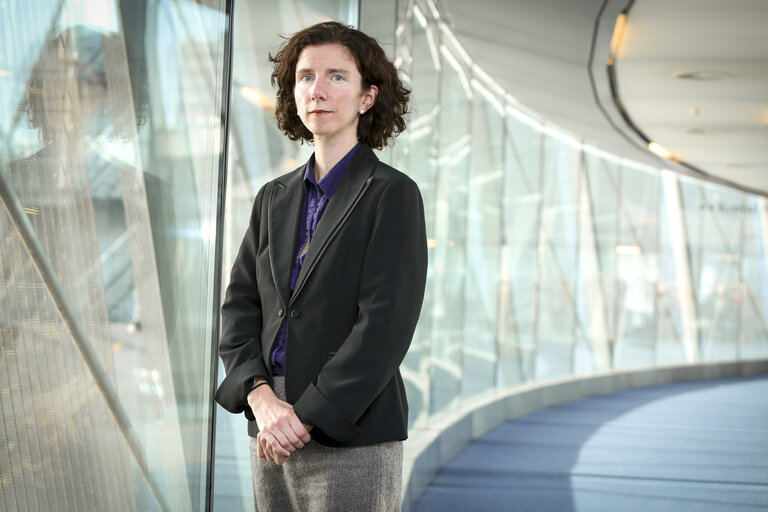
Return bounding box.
[0,1,230,510]
[363,0,768,429]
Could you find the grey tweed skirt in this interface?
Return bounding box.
[250,377,403,512]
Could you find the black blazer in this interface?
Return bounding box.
[214,144,427,447]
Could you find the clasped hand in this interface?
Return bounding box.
[247,383,312,465]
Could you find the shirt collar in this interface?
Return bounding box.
[304,142,360,198]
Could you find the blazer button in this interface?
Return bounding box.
[290,310,300,319]
[278,309,284,317]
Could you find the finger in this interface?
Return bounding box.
[274,451,289,465]
[266,441,288,465]
[259,434,275,462]
[264,431,292,457]
[281,419,307,449]
[263,442,274,463]
[293,419,312,444]
[268,428,295,455]
[281,413,310,445]
[256,435,266,460]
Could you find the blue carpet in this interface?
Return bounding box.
[415,376,768,511]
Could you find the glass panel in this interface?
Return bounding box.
[656,180,687,364]
[741,196,768,359]
[584,153,619,364]
[394,5,440,428]
[497,111,543,386]
[462,80,503,397]
[534,135,580,379]
[613,167,659,368]
[429,43,469,414]
[0,1,229,511]
[681,183,744,361]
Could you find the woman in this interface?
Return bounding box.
[214,21,428,511]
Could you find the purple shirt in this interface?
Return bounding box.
[270,143,360,374]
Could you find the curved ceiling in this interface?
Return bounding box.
[439,0,768,195]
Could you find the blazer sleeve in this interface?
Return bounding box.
[293,175,428,442]
[214,185,269,421]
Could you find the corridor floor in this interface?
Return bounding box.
[415,376,768,512]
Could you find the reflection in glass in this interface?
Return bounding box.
[1,1,229,510]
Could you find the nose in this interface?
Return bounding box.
[309,80,326,100]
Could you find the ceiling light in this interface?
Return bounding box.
[674,71,728,81]
[648,142,672,159]
[608,13,627,64]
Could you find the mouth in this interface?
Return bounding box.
[309,110,331,115]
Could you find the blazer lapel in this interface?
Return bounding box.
[268,166,305,306]
[289,145,378,305]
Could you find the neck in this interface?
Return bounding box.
[312,136,358,181]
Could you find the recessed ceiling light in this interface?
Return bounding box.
[648,141,672,159]
[674,71,729,81]
[609,13,627,63]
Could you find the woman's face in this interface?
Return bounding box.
[294,43,377,147]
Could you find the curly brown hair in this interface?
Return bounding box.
[269,21,410,149]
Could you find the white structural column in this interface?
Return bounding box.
[662,172,699,362]
[578,160,611,371]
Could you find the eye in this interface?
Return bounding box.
[299,75,313,82]
[331,74,345,82]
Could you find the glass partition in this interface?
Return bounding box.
[391,2,441,428]
[535,135,580,379]
[429,32,471,412]
[497,110,544,386]
[613,167,660,368]
[0,1,230,510]
[361,0,768,434]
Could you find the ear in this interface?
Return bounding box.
[362,84,378,111]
